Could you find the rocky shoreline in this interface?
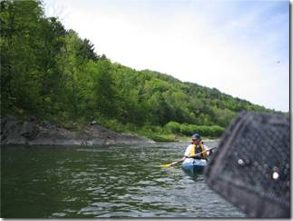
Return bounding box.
[0,116,155,146]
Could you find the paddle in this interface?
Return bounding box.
[161,146,217,168]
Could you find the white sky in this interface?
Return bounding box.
[43,0,290,112]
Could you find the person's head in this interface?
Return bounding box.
[191,133,201,144]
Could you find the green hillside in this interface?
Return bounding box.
[0,0,277,140]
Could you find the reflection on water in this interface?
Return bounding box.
[1,143,245,218]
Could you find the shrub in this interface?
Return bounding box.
[165,121,224,138]
[164,121,181,133]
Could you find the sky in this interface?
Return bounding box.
[43,0,290,112]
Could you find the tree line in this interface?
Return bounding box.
[0,0,276,139]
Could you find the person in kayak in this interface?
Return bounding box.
[170,133,211,166]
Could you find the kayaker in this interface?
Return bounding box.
[170,133,211,166]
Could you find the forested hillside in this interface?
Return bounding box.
[0,0,275,140]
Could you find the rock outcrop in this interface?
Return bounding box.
[0,116,155,146]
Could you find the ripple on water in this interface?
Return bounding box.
[51,212,67,217]
[2,144,245,218]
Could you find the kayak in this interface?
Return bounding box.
[181,158,207,173]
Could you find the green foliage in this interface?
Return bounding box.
[179,124,224,137]
[92,59,118,117]
[0,0,279,140]
[164,121,224,137]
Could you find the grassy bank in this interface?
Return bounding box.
[95,118,224,142]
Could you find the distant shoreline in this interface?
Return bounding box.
[1,115,155,147]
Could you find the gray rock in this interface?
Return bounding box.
[20,121,39,140]
[1,116,154,146]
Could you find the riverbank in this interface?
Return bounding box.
[0,116,155,146]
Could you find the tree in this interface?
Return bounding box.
[77,38,99,62]
[0,0,46,114]
[92,59,118,118]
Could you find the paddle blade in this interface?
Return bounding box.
[161,163,172,168]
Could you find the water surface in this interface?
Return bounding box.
[1,142,245,218]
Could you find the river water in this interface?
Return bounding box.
[1,142,245,218]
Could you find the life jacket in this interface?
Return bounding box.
[190,142,207,159]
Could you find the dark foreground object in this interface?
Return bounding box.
[204,112,290,218]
